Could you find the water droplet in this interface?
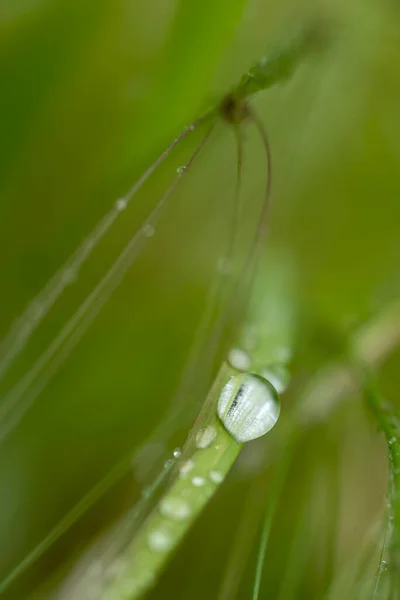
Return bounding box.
[115,198,127,211]
[173,448,181,458]
[148,530,171,552]
[179,459,194,477]
[142,223,155,237]
[218,374,280,442]
[196,424,217,449]
[381,560,388,572]
[160,496,190,521]
[188,124,195,132]
[177,166,186,176]
[228,348,251,372]
[209,470,224,484]
[389,436,397,445]
[164,458,174,469]
[262,364,291,394]
[192,476,206,487]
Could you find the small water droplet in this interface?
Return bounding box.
[389,437,397,445]
[218,374,280,442]
[142,223,155,237]
[115,198,127,211]
[188,124,195,132]
[179,459,194,477]
[164,458,174,469]
[160,496,190,521]
[209,470,224,484]
[148,530,171,552]
[228,348,251,372]
[192,476,205,487]
[262,364,291,394]
[196,425,217,449]
[177,166,186,176]
[381,560,388,572]
[173,448,181,458]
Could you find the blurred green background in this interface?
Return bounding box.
[0,0,400,598]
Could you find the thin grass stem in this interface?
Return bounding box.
[0,124,216,442]
[0,118,207,384]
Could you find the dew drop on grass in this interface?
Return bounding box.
[176,166,186,176]
[147,530,171,552]
[142,223,155,237]
[192,476,206,487]
[115,198,127,211]
[173,447,182,458]
[179,459,195,477]
[228,348,251,372]
[218,373,280,443]
[159,496,191,521]
[196,424,217,448]
[209,470,224,484]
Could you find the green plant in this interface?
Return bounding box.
[1,2,400,599]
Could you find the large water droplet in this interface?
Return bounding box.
[218,374,280,442]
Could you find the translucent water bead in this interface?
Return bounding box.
[218,374,280,443]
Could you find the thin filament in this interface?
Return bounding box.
[0,117,206,384]
[0,120,241,594]
[0,123,216,444]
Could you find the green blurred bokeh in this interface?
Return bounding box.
[1,0,400,598]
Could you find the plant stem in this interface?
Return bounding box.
[99,418,241,600]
